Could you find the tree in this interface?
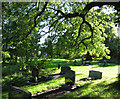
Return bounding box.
[2,1,120,62]
[47,2,119,58]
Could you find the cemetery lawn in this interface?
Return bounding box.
[2,59,120,98]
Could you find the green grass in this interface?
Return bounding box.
[2,59,120,99]
[24,77,65,94]
[58,60,120,98]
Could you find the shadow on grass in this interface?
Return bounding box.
[81,80,120,98]
[58,77,120,99]
[33,82,93,99]
[58,82,93,99]
[105,80,120,91]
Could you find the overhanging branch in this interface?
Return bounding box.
[24,2,48,40]
[50,2,120,49]
[77,20,93,47]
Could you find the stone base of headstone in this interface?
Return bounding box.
[89,70,102,79]
[60,84,80,91]
[9,86,31,99]
[60,84,72,90]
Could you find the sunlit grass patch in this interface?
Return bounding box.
[24,77,64,94]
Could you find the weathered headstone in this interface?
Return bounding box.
[65,70,75,86]
[9,86,31,99]
[60,66,75,85]
[60,66,71,74]
[60,66,75,90]
[89,70,102,79]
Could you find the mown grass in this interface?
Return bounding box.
[2,59,120,99]
[58,60,120,98]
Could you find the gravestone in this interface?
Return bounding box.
[60,67,75,90]
[89,70,102,79]
[60,66,75,85]
[65,70,75,86]
[9,86,31,99]
[60,66,71,74]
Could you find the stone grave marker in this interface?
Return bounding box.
[60,66,75,90]
[89,70,102,79]
[60,66,75,85]
[65,70,75,86]
[9,86,31,99]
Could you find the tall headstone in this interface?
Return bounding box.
[89,70,102,79]
[65,70,75,86]
[60,66,75,85]
[9,86,31,99]
[60,66,75,90]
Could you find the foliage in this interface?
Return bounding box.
[2,2,120,62]
[2,51,10,59]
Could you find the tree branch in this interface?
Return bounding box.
[50,2,120,49]
[49,12,83,30]
[77,20,93,46]
[24,2,48,40]
[74,20,84,46]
